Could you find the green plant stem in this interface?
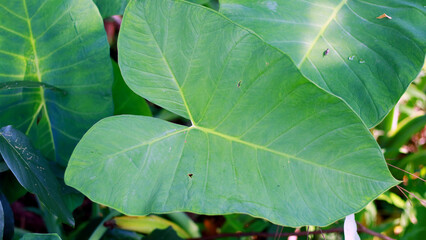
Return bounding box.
[166,213,200,238]
[37,198,63,237]
[88,209,121,240]
[91,203,101,218]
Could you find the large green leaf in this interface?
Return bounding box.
[65,0,398,227]
[0,0,113,166]
[219,0,426,128]
[0,126,75,226]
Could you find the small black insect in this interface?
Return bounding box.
[323,48,330,57]
[188,173,193,178]
[237,80,242,88]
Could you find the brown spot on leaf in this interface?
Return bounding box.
[188,173,193,178]
[376,13,392,19]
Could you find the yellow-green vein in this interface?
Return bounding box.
[22,0,56,155]
[296,0,347,68]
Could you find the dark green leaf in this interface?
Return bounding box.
[144,227,183,240]
[383,114,426,158]
[0,0,113,166]
[101,229,142,240]
[0,126,74,226]
[112,60,151,116]
[66,0,397,227]
[0,156,8,172]
[20,233,61,240]
[0,192,14,240]
[396,150,426,172]
[222,214,269,234]
[0,171,27,203]
[220,0,426,127]
[93,0,130,18]
[400,203,426,240]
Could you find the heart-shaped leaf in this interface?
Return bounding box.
[0,0,113,166]
[65,0,398,226]
[0,126,76,226]
[219,0,426,127]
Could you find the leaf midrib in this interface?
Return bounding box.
[195,126,389,182]
[296,0,347,68]
[108,123,390,183]
[22,0,55,154]
[141,1,195,124]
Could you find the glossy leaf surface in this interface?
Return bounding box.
[0,126,75,226]
[66,0,398,226]
[220,0,426,127]
[0,0,113,165]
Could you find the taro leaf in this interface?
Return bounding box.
[65,0,398,226]
[93,0,130,18]
[0,0,113,166]
[112,60,152,116]
[0,126,75,226]
[219,0,426,128]
[0,192,14,240]
[20,233,62,240]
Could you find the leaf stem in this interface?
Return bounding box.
[387,163,425,182]
[88,209,121,240]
